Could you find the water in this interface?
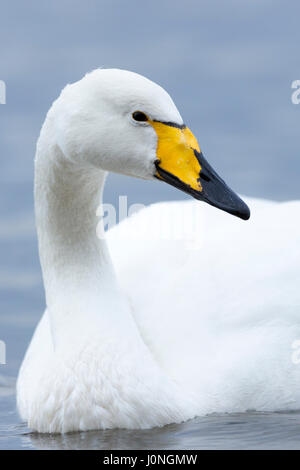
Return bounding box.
[1,209,300,450]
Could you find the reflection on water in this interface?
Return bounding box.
[2,395,300,450]
[29,423,186,450]
[27,412,300,450]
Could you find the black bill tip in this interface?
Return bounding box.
[155,152,250,221]
[194,150,250,221]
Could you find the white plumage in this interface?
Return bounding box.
[17,69,300,433]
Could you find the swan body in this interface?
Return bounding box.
[17,69,300,433]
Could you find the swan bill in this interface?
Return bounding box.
[152,121,250,221]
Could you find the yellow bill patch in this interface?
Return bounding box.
[150,121,202,192]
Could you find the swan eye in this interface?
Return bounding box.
[132,111,148,122]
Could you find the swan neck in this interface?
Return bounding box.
[34,145,127,345]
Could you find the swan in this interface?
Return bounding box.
[17,69,300,434]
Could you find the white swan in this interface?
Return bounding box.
[17,69,300,434]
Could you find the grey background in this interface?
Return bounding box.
[0,0,299,376]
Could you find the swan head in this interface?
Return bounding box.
[53,69,250,220]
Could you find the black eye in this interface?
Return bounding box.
[132,111,148,122]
